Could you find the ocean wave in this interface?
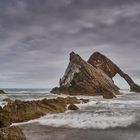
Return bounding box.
[4,89,51,94]
[15,111,137,129]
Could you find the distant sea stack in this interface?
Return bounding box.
[88,52,140,92]
[51,52,119,97]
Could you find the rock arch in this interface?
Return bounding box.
[88,52,140,92]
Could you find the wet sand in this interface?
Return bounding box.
[20,123,140,140]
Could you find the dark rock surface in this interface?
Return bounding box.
[0,107,26,140]
[0,113,11,128]
[88,52,140,92]
[0,90,6,94]
[51,52,119,97]
[0,126,26,140]
[68,104,79,110]
[103,92,117,99]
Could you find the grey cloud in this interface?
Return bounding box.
[0,0,140,88]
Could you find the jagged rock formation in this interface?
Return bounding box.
[51,52,119,97]
[0,96,86,123]
[88,52,140,92]
[0,96,88,140]
[2,98,67,123]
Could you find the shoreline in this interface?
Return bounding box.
[20,123,140,140]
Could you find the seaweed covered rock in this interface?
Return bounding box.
[88,52,140,92]
[51,52,119,96]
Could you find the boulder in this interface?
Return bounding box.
[68,104,79,110]
[103,92,117,99]
[51,52,119,96]
[0,90,6,94]
[0,126,26,140]
[88,52,140,92]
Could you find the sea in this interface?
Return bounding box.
[1,88,140,140]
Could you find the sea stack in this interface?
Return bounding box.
[88,52,140,92]
[51,52,119,97]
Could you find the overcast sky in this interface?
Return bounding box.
[0,0,140,88]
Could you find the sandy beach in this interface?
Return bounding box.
[20,123,140,140]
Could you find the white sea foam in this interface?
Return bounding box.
[12,89,140,129]
[119,89,136,94]
[15,111,136,129]
[13,98,138,129]
[0,101,7,108]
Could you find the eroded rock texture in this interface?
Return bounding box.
[51,52,119,97]
[0,126,26,140]
[88,52,140,92]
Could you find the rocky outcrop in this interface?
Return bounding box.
[68,104,79,110]
[0,113,11,128]
[0,96,87,140]
[0,108,26,140]
[1,96,85,123]
[51,52,119,97]
[0,90,6,94]
[88,52,140,92]
[0,126,26,140]
[103,92,117,99]
[2,98,67,123]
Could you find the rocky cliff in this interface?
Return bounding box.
[51,52,119,97]
[88,52,140,92]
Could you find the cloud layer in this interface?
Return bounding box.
[0,0,140,88]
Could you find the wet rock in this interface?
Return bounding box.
[65,96,79,104]
[68,104,79,110]
[0,114,11,128]
[0,90,6,94]
[102,92,117,99]
[50,87,61,94]
[0,126,26,140]
[2,98,67,123]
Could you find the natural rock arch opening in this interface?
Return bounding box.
[113,74,129,90]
